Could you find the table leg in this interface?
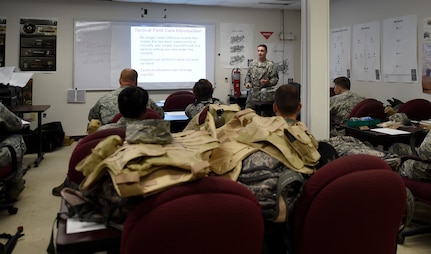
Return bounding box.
[34,111,44,167]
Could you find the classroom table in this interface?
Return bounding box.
[248,100,274,116]
[340,124,422,150]
[164,111,189,133]
[228,94,247,109]
[9,105,50,167]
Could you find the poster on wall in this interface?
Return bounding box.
[422,17,431,94]
[0,17,6,67]
[330,26,351,84]
[19,17,57,72]
[352,21,381,82]
[220,23,255,68]
[266,43,295,84]
[382,15,417,83]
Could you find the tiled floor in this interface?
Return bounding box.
[0,141,430,253]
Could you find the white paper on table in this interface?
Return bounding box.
[370,128,411,135]
[66,217,106,234]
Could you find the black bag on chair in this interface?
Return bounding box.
[26,121,65,153]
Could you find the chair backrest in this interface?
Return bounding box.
[120,176,264,254]
[397,98,431,120]
[163,90,195,112]
[111,108,162,123]
[291,154,406,254]
[348,98,386,121]
[110,113,122,123]
[66,128,126,186]
[402,177,431,205]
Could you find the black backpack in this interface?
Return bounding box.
[26,121,65,153]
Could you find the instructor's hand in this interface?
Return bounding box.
[260,78,269,86]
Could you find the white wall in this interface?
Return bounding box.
[2,0,301,136]
[330,0,431,104]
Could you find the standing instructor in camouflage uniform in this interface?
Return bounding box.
[244,44,279,110]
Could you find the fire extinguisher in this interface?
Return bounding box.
[231,68,241,96]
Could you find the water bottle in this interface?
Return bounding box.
[214,109,225,128]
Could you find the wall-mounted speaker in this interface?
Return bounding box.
[67,89,86,103]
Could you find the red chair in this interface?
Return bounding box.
[348,98,386,122]
[396,130,431,244]
[397,173,431,244]
[66,128,126,187]
[345,98,386,139]
[291,154,407,254]
[110,113,122,123]
[163,90,195,112]
[110,108,162,123]
[121,176,264,254]
[397,98,431,121]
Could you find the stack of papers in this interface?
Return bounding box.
[0,66,34,87]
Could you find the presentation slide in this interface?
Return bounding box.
[131,26,206,83]
[74,20,215,90]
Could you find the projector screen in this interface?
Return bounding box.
[74,20,215,90]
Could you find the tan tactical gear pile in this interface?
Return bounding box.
[74,107,320,222]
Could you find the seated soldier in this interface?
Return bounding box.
[273,83,339,168]
[98,86,149,130]
[0,101,27,170]
[185,79,223,119]
[330,76,365,137]
[52,86,153,196]
[0,102,27,201]
[273,83,302,124]
[389,131,431,182]
[87,68,164,128]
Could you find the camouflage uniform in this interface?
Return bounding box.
[97,117,136,131]
[322,136,401,171]
[0,102,26,168]
[185,98,224,119]
[330,90,365,137]
[88,87,164,125]
[244,59,279,109]
[389,131,431,182]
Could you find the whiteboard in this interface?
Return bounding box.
[73,19,215,90]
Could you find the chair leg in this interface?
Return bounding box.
[397,218,431,244]
[0,204,18,215]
